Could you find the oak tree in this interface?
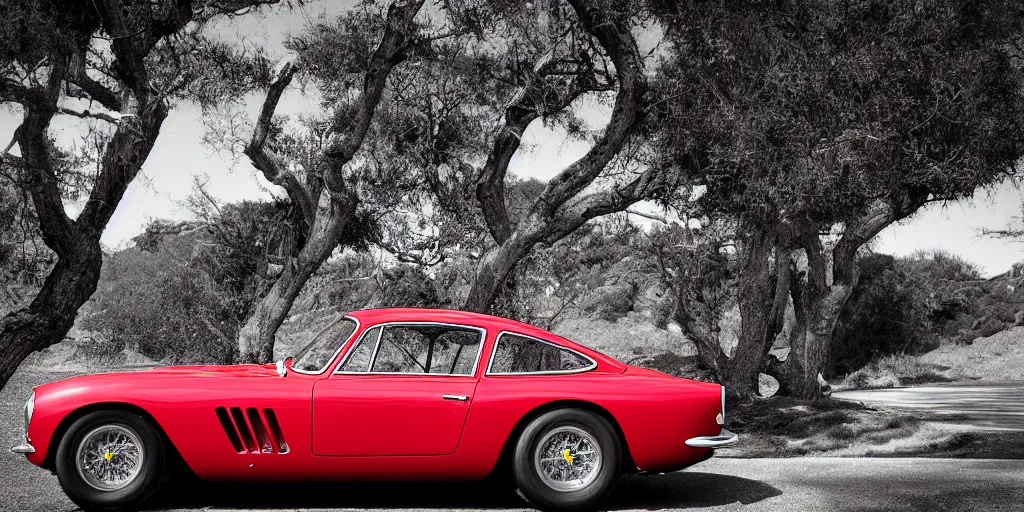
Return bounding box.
[651,0,1024,397]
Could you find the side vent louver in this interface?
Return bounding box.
[215,406,289,454]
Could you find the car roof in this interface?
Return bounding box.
[344,307,626,372]
[347,307,537,330]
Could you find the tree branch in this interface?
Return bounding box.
[93,0,153,98]
[57,106,125,124]
[67,74,123,112]
[541,165,674,243]
[529,0,646,218]
[244,60,317,229]
[626,208,669,223]
[18,58,78,257]
[476,41,589,245]
[323,0,426,169]
[981,227,1024,239]
[831,191,928,286]
[0,77,44,105]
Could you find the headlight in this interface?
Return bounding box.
[23,392,34,437]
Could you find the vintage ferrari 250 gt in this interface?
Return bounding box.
[12,308,737,511]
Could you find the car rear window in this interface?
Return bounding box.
[488,333,595,374]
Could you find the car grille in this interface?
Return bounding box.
[215,406,289,454]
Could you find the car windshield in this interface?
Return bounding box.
[290,317,358,373]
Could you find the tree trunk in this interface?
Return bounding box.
[462,233,535,314]
[787,271,854,399]
[726,224,787,398]
[236,200,357,363]
[0,243,102,391]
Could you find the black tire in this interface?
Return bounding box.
[55,410,166,511]
[513,408,621,511]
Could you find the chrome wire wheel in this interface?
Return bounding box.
[75,424,145,492]
[533,425,603,492]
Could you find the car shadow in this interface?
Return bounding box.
[147,472,781,510]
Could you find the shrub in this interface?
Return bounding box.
[81,237,239,364]
[830,253,933,377]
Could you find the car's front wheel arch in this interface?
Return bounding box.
[43,402,191,479]
[489,400,636,482]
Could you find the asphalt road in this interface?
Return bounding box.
[834,383,1024,431]
[4,368,1024,512]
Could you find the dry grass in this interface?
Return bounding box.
[834,353,958,391]
[720,394,1024,459]
[722,396,926,458]
[920,326,1024,382]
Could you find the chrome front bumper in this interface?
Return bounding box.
[685,428,738,448]
[10,443,35,454]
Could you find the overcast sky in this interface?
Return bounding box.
[2,1,1021,277]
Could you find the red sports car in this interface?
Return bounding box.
[12,308,737,511]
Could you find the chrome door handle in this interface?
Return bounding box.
[442,394,468,401]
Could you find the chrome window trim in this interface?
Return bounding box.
[333,324,384,373]
[290,316,361,375]
[364,325,386,372]
[332,321,486,377]
[484,330,598,376]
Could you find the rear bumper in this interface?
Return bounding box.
[10,442,35,455]
[685,428,738,448]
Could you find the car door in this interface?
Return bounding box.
[312,322,485,456]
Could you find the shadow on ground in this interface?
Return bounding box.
[147,472,782,510]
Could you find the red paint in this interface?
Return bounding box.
[23,308,725,480]
[312,375,477,456]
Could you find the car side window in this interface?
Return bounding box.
[337,326,381,372]
[368,324,482,375]
[488,333,595,374]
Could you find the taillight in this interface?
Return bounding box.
[717,386,726,426]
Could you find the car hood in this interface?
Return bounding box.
[33,363,283,396]
[145,363,281,377]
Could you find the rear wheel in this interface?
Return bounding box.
[513,409,620,511]
[55,410,165,511]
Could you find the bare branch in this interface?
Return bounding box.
[530,0,647,218]
[57,106,125,124]
[67,75,123,112]
[323,0,427,167]
[476,33,589,245]
[626,208,669,223]
[981,227,1024,239]
[243,60,317,229]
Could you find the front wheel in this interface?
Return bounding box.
[513,408,621,511]
[55,410,165,511]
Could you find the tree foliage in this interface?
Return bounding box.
[649,0,1024,397]
[0,0,284,391]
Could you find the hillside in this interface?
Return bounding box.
[929,261,1024,344]
[920,327,1024,381]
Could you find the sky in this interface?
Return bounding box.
[2,1,1022,277]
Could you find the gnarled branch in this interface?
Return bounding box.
[529,0,646,218]
[18,59,78,257]
[323,0,426,167]
[244,60,317,229]
[67,75,123,112]
[476,37,591,245]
